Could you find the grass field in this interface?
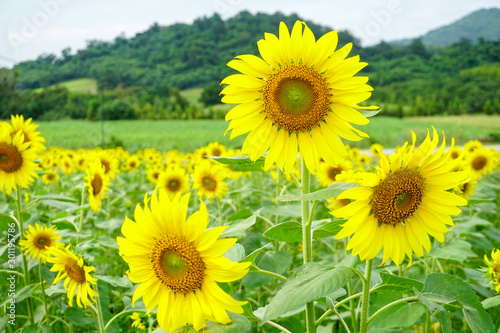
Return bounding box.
[34,78,98,94]
[37,115,500,152]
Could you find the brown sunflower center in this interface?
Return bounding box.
[450,151,459,159]
[472,156,486,171]
[372,169,425,225]
[0,143,23,173]
[129,161,136,168]
[64,259,86,284]
[34,234,51,249]
[202,175,217,191]
[100,159,110,174]
[328,166,343,181]
[263,64,330,132]
[91,174,103,196]
[167,178,181,191]
[47,173,55,181]
[212,148,221,156]
[150,235,205,293]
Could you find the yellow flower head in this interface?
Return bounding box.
[146,167,163,184]
[42,169,60,185]
[221,21,377,174]
[84,160,110,212]
[484,249,500,293]
[370,143,384,158]
[122,155,141,173]
[93,150,120,179]
[9,114,46,154]
[206,142,227,157]
[317,159,353,187]
[333,128,468,266]
[19,224,63,264]
[46,245,99,308]
[157,166,190,200]
[192,160,228,200]
[464,139,482,154]
[463,147,499,179]
[0,129,40,194]
[117,191,250,332]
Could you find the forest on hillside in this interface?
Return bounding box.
[0,11,499,120]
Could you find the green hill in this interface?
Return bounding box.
[421,8,500,46]
[34,78,97,94]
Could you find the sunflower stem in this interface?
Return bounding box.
[16,186,35,325]
[94,283,105,333]
[367,296,419,325]
[359,259,373,333]
[251,264,288,282]
[77,183,86,234]
[217,197,224,226]
[39,263,50,325]
[301,158,315,333]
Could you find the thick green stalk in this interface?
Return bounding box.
[17,186,35,325]
[301,159,315,333]
[359,260,373,333]
[94,284,105,333]
[39,264,50,325]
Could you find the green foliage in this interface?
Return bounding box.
[200,81,223,106]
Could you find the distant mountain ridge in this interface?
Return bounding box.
[399,8,500,46]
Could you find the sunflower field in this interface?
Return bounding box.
[2,21,500,333]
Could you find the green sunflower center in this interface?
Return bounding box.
[202,176,217,191]
[263,64,330,132]
[372,169,425,225]
[0,143,23,173]
[91,174,103,196]
[150,235,205,293]
[64,258,86,284]
[167,178,180,191]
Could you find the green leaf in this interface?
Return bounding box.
[226,209,253,223]
[0,284,35,307]
[240,243,272,263]
[44,283,67,297]
[416,273,495,333]
[66,306,94,326]
[357,109,381,117]
[482,295,500,309]
[374,273,424,294]
[277,183,359,202]
[428,240,475,263]
[173,313,251,333]
[209,155,264,172]
[369,303,426,330]
[95,217,124,232]
[223,243,245,262]
[313,219,344,241]
[221,213,257,238]
[264,222,303,243]
[95,275,133,288]
[123,296,147,312]
[262,263,352,322]
[23,326,54,333]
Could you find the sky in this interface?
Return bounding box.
[1,0,499,68]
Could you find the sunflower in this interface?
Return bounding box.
[42,169,60,185]
[46,245,99,308]
[221,21,377,174]
[464,147,499,179]
[94,150,120,179]
[484,249,500,293]
[333,128,468,266]
[122,155,141,173]
[317,159,353,187]
[0,129,40,195]
[206,142,227,157]
[192,160,228,200]
[60,155,76,175]
[117,191,250,331]
[19,224,63,264]
[157,166,190,200]
[84,160,110,212]
[454,177,478,201]
[464,139,482,153]
[370,143,384,157]
[9,114,46,154]
[146,167,163,184]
